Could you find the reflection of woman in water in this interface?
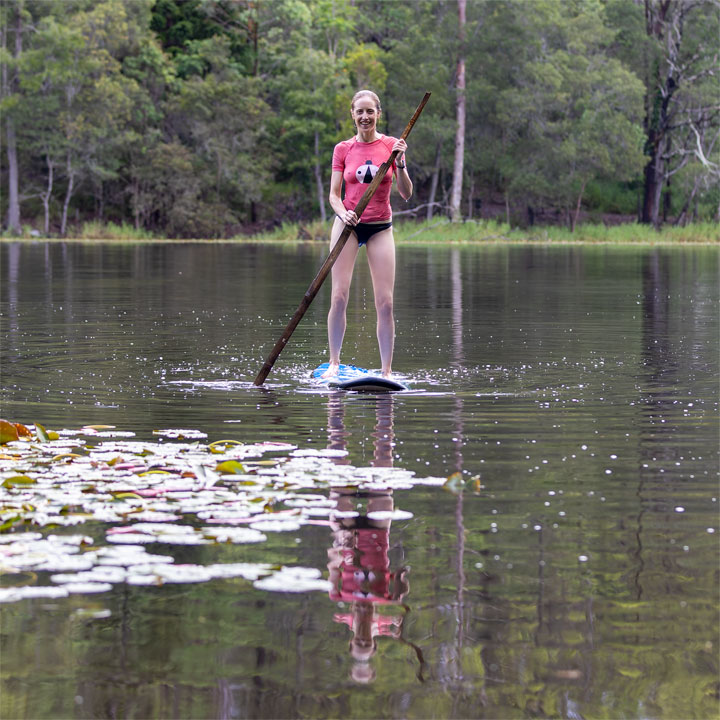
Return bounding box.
[327,489,409,683]
[327,391,395,467]
[325,393,423,683]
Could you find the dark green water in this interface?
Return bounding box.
[1,241,718,719]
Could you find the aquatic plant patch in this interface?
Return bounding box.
[0,423,441,602]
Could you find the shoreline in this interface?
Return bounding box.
[2,219,717,245]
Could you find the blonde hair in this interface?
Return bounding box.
[351,90,382,114]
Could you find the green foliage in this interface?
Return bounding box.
[77,221,156,240]
[584,179,640,215]
[494,0,645,223]
[2,0,718,236]
[151,0,221,73]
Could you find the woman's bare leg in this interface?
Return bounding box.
[366,228,396,377]
[323,217,359,378]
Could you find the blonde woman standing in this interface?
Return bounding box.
[323,90,413,380]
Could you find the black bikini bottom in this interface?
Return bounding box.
[352,221,392,246]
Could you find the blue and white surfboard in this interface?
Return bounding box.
[312,363,408,392]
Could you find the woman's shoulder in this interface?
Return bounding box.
[334,137,355,152]
[379,134,397,149]
[332,137,354,166]
[332,139,352,171]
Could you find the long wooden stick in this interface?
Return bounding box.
[254,92,431,386]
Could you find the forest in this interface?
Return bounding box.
[1,0,718,238]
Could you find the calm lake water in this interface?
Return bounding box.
[1,240,718,719]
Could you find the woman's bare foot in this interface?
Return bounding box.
[321,362,340,379]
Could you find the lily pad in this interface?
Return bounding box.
[0,420,19,445]
[0,585,70,602]
[253,566,332,593]
[216,460,246,475]
[61,582,113,594]
[202,527,267,544]
[0,421,462,604]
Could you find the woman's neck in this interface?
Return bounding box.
[356,129,380,143]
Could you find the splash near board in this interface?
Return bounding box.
[312,363,409,392]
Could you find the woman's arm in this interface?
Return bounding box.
[329,170,358,225]
[392,139,413,201]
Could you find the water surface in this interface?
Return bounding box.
[1,241,718,719]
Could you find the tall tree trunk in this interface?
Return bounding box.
[674,175,700,226]
[249,1,259,77]
[641,150,663,226]
[572,179,587,233]
[640,0,700,229]
[641,0,665,227]
[132,178,140,230]
[3,4,22,233]
[662,177,671,222]
[313,130,326,222]
[449,0,466,222]
[61,152,75,237]
[5,119,20,233]
[426,141,442,221]
[41,155,54,235]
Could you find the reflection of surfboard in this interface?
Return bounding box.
[312,363,408,392]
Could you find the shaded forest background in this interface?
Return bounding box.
[1,0,718,238]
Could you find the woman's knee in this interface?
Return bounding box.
[330,290,350,313]
[375,294,394,318]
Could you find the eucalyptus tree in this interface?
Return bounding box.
[164,36,271,235]
[0,0,25,233]
[637,0,720,226]
[120,34,178,231]
[0,0,57,233]
[12,1,147,235]
[271,46,345,222]
[376,0,470,220]
[261,0,350,223]
[487,0,644,228]
[449,0,467,223]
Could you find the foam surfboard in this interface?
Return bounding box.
[312,363,408,392]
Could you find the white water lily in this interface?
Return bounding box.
[366,509,414,521]
[0,425,453,603]
[253,566,332,593]
[201,527,267,543]
[0,586,70,602]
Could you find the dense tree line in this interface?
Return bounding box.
[1,0,718,237]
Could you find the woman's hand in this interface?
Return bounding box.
[392,139,408,156]
[393,139,408,169]
[341,209,358,226]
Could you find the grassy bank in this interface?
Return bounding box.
[3,218,718,244]
[257,218,719,244]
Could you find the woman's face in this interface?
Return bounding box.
[352,96,380,133]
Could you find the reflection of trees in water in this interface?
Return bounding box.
[634,250,694,601]
[435,248,496,711]
[438,249,596,713]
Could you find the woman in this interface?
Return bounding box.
[323,90,413,379]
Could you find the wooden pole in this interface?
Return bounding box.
[254,92,431,386]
